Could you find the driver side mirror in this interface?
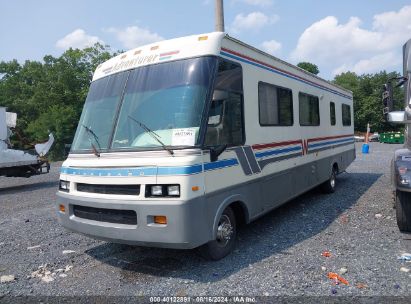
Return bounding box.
[212,90,229,101]
[210,144,227,162]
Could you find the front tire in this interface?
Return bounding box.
[396,190,411,232]
[321,167,337,194]
[199,207,237,260]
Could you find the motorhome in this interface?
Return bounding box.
[56,32,355,260]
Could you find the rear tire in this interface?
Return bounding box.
[396,190,411,232]
[199,207,237,260]
[321,167,337,194]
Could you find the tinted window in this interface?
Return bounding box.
[299,93,320,126]
[342,104,351,126]
[205,59,244,146]
[111,57,217,149]
[330,102,336,126]
[258,82,293,126]
[71,71,129,151]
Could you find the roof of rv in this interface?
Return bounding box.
[92,32,352,96]
[92,32,225,81]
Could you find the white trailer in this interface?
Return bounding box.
[0,107,54,177]
[56,32,355,259]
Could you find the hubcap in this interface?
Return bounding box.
[330,174,336,188]
[216,214,234,246]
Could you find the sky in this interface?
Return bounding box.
[1,0,411,80]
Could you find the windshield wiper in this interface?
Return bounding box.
[81,124,101,157]
[127,116,174,156]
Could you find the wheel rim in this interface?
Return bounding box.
[330,173,336,188]
[216,214,234,247]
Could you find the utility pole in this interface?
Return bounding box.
[215,0,224,32]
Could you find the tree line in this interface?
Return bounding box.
[0,45,404,160]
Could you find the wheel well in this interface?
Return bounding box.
[229,201,248,226]
[333,162,339,174]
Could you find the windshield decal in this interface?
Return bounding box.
[172,129,196,146]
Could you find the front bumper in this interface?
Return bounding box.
[56,192,211,249]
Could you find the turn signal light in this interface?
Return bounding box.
[154,216,167,225]
[59,204,66,213]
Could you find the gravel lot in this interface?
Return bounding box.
[1,142,411,300]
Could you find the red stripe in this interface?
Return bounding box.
[252,140,302,151]
[221,47,337,95]
[251,135,353,151]
[308,134,354,143]
[301,139,308,155]
[160,50,180,57]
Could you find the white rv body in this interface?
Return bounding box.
[57,32,354,249]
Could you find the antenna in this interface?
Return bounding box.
[215,0,224,32]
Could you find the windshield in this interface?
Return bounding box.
[71,71,128,151]
[71,57,217,152]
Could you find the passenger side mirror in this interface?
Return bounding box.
[210,144,227,162]
[382,82,394,119]
[387,111,406,123]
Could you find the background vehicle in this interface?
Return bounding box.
[0,107,54,177]
[382,38,411,231]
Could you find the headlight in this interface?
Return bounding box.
[167,185,180,196]
[146,185,180,197]
[151,185,163,196]
[59,180,70,192]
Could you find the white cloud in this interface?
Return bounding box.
[243,0,273,7]
[333,52,401,75]
[291,16,381,63]
[291,5,411,76]
[372,5,411,48]
[230,11,279,33]
[261,39,282,55]
[56,29,103,50]
[107,26,164,49]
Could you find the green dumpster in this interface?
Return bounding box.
[379,132,404,144]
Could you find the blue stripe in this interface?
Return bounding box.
[60,167,158,177]
[309,137,354,149]
[220,51,352,100]
[61,158,239,177]
[204,158,238,171]
[255,146,302,159]
[157,164,203,175]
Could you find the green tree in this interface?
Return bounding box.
[0,43,115,159]
[297,62,319,75]
[333,71,404,132]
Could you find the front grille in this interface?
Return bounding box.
[73,205,137,225]
[76,183,140,195]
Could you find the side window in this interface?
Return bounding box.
[330,102,336,126]
[342,104,351,126]
[299,92,320,126]
[258,82,293,126]
[205,59,244,146]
